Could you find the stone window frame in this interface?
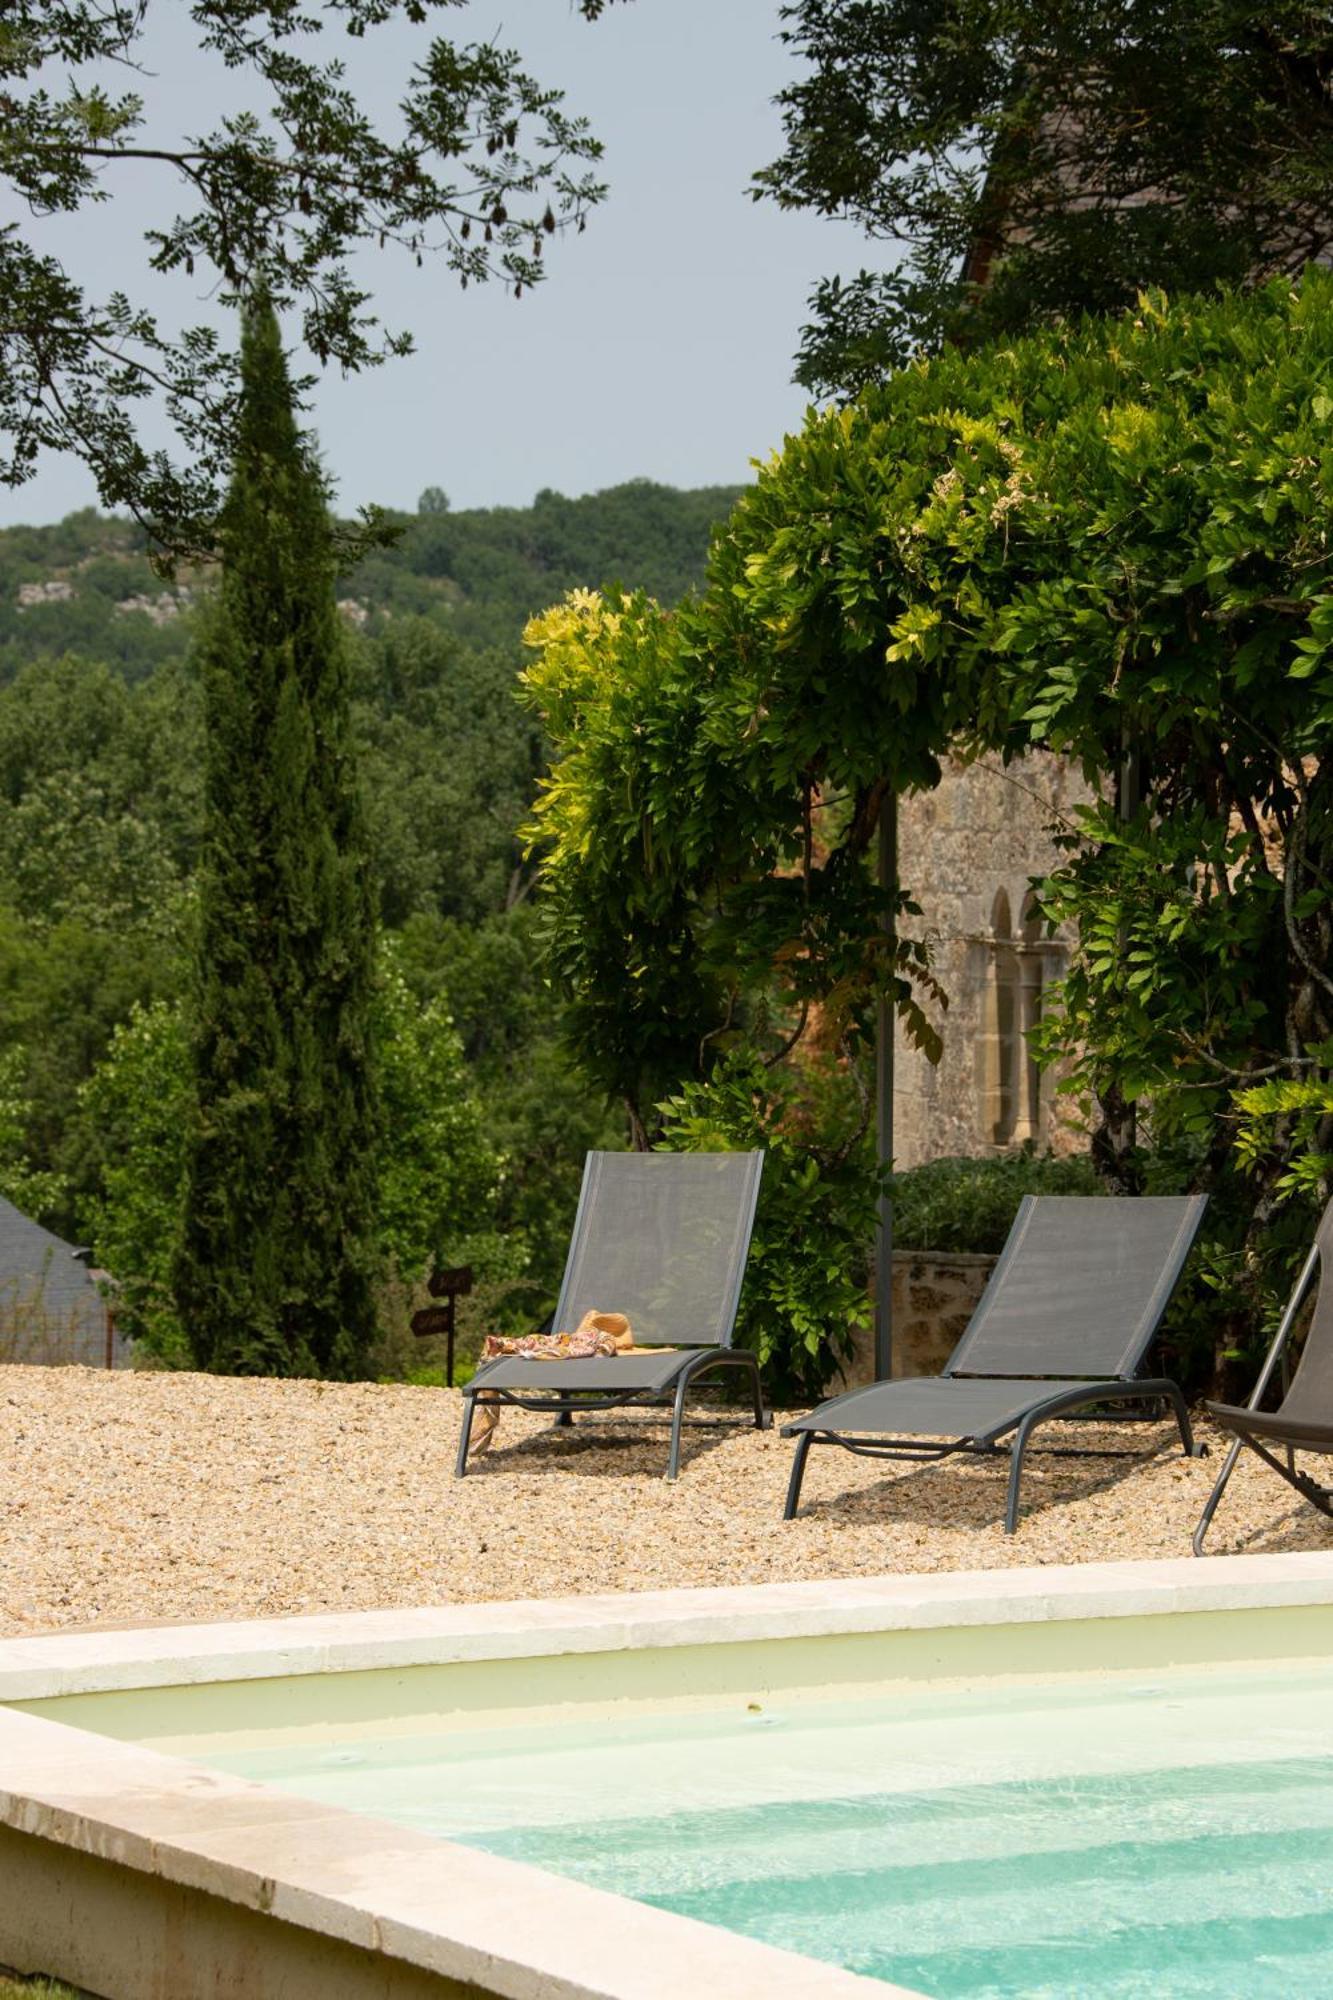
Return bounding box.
[981,887,1063,1149]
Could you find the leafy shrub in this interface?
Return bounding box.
[891,1151,1100,1257]
[658,1049,882,1404]
[77,998,191,1362]
[80,945,499,1368]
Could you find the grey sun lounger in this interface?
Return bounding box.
[455,1148,767,1482]
[783,1193,1208,1532]
[1194,1197,1333,1555]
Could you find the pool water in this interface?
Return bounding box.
[200,1659,1333,1998]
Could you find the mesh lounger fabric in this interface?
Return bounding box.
[785,1376,1099,1444]
[553,1149,760,1346]
[1203,1405,1333,1454]
[1206,1200,1333,1453]
[938,1194,1207,1379]
[465,1149,763,1397]
[787,1194,1207,1440]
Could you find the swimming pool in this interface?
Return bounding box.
[195,1656,1333,1998]
[5,1557,1333,1999]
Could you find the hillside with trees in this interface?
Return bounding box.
[0,482,740,684]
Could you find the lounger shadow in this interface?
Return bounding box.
[1195,1197,1333,1555]
[455,1149,767,1482]
[782,1193,1208,1533]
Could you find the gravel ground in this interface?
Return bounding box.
[1,1365,1328,1636]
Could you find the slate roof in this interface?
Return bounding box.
[0,1196,123,1368]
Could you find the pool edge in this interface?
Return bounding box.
[3,1551,1333,1701]
[0,1702,902,1999]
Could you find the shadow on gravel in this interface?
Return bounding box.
[791,1423,1194,1530]
[457,1412,750,1480]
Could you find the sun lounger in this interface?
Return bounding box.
[782,1193,1208,1532]
[455,1149,766,1481]
[1193,1198,1333,1555]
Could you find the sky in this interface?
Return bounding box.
[4,0,895,527]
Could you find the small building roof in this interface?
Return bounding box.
[0,1197,122,1368]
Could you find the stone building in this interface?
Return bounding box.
[838,748,1093,1386]
[892,748,1092,1167]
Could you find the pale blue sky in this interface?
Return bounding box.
[4,1,893,525]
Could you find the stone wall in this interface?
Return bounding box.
[892,750,1094,1167]
[839,1251,997,1388]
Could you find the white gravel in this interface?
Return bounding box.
[0,1365,1326,1635]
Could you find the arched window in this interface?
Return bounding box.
[1013,894,1046,1145]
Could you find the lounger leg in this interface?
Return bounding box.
[1192,1436,1246,1556]
[556,1409,574,1427]
[1162,1381,1200,1459]
[748,1356,770,1430]
[666,1372,691,1483]
[783,1432,813,1520]
[454,1396,475,1479]
[1246,1434,1333,1518]
[1005,1411,1042,1535]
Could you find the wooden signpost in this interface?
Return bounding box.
[410,1264,473,1387]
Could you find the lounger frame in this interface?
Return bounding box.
[1194,1203,1333,1554]
[784,1376,1197,1534]
[783,1193,1209,1532]
[455,1150,767,1482]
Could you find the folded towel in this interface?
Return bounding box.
[482,1309,634,1363]
[469,1310,649,1455]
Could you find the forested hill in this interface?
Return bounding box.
[0,479,743,681]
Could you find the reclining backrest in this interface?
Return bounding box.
[552,1150,764,1348]
[1274,1198,1333,1423]
[946,1194,1208,1381]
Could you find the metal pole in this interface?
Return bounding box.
[1120,723,1142,822]
[874,789,897,1381]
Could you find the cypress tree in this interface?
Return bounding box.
[174,295,380,1377]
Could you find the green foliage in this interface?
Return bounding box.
[83,948,497,1363]
[658,1049,882,1404]
[521,576,946,1137]
[2,2,609,544]
[891,1153,1101,1258]
[0,906,185,1238]
[738,275,1333,1226]
[174,298,381,1378]
[758,0,1333,396]
[955,280,1333,1250]
[525,272,1333,1376]
[345,480,744,657]
[395,907,623,1322]
[1235,1077,1333,1205]
[521,588,732,1125]
[375,946,499,1279]
[352,619,540,928]
[0,655,201,919]
[79,1001,191,1361]
[0,1046,66,1220]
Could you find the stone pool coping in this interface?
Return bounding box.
[5,1553,1333,2000]
[4,1549,1333,1701]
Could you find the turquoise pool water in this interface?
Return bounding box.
[201,1659,1333,1997]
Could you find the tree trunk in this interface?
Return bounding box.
[1091,1083,1143,1195]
